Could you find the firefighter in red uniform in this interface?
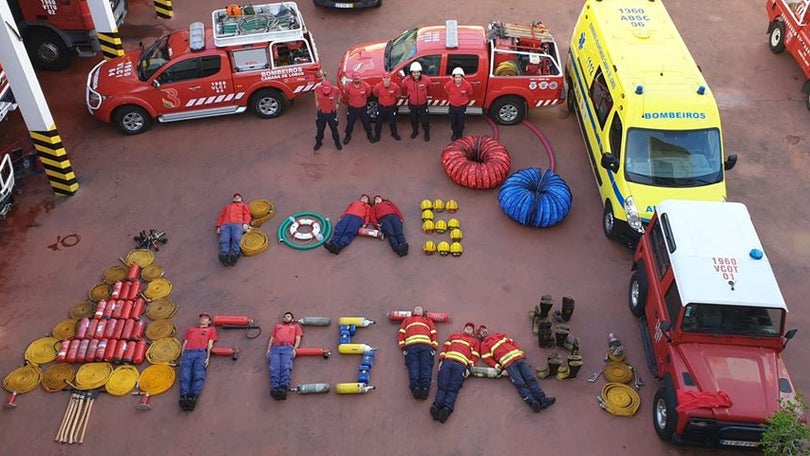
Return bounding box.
[179,312,218,411]
[398,306,439,399]
[266,311,303,400]
[215,193,252,266]
[372,72,402,142]
[342,71,375,145]
[370,194,408,256]
[478,325,555,412]
[444,67,474,141]
[401,62,432,142]
[323,194,373,255]
[314,80,343,151]
[430,322,480,423]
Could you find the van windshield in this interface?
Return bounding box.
[138,35,171,81]
[385,28,418,71]
[681,303,783,337]
[624,128,722,187]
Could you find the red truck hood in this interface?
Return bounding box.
[677,344,781,420]
[339,41,388,82]
[92,52,146,94]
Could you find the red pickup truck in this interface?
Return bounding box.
[766,0,810,109]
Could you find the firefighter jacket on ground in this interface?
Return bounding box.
[480,333,526,370]
[439,333,480,367]
[398,316,439,350]
[371,200,404,224]
[216,202,251,228]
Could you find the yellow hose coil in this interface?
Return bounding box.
[240,229,269,256]
[144,278,172,300]
[52,319,78,340]
[105,365,140,396]
[125,249,155,267]
[145,319,176,341]
[25,337,60,365]
[141,264,165,282]
[42,364,75,392]
[600,382,641,417]
[146,337,182,364]
[88,283,111,302]
[495,60,520,76]
[4,364,43,393]
[250,211,275,228]
[69,301,94,319]
[70,363,113,390]
[138,364,176,395]
[145,299,178,320]
[103,265,129,284]
[604,361,634,384]
[249,199,274,218]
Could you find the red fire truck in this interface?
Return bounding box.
[86,2,322,135]
[337,20,564,125]
[8,0,128,71]
[0,64,18,219]
[766,0,810,109]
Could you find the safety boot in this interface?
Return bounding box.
[343,134,352,145]
[537,321,553,348]
[335,141,343,151]
[547,352,562,377]
[186,394,197,411]
[424,130,430,142]
[539,294,554,320]
[555,324,570,348]
[567,354,584,379]
[392,132,402,141]
[218,253,228,266]
[557,296,575,322]
[313,141,322,151]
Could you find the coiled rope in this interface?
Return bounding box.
[240,229,269,256]
[145,299,178,320]
[25,337,60,365]
[138,364,176,395]
[604,361,634,384]
[105,365,140,396]
[42,364,75,392]
[144,278,172,300]
[145,319,176,341]
[52,320,78,340]
[4,364,43,393]
[69,363,113,390]
[599,382,641,417]
[146,337,182,364]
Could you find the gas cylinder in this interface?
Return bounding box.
[213,315,253,327]
[121,319,136,341]
[104,319,118,339]
[112,319,125,339]
[57,339,70,363]
[93,320,106,340]
[85,319,99,340]
[119,300,133,320]
[122,341,137,364]
[113,340,127,364]
[295,348,330,358]
[337,317,375,327]
[386,310,411,321]
[119,281,132,302]
[75,318,91,340]
[131,298,145,320]
[96,339,108,361]
[290,383,330,394]
[86,339,99,363]
[94,300,107,320]
[102,300,115,319]
[130,320,146,341]
[127,281,141,301]
[387,310,450,323]
[335,382,375,394]
[103,339,118,362]
[132,340,147,364]
[111,299,123,319]
[296,317,331,326]
[211,346,239,360]
[470,366,500,378]
[76,339,90,364]
[126,263,140,281]
[110,281,123,299]
[338,344,375,355]
[66,339,81,364]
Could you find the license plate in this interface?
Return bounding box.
[719,439,759,448]
[333,2,355,7]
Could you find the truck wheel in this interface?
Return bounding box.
[113,106,151,135]
[490,96,525,126]
[24,29,71,71]
[250,89,284,118]
[653,384,678,442]
[769,21,786,54]
[629,266,648,318]
[602,200,618,240]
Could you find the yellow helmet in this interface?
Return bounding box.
[445,199,459,213]
[437,241,451,256]
[421,209,434,221]
[433,199,445,212]
[447,218,461,230]
[434,219,448,234]
[419,199,433,211]
[450,228,463,242]
[423,240,436,255]
[422,220,435,233]
[450,242,463,257]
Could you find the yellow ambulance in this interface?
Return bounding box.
[566,0,737,246]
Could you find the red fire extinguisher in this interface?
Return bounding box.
[76,339,90,363]
[126,263,140,281]
[104,319,118,339]
[96,339,108,361]
[103,339,118,362]
[120,300,133,320]
[111,280,123,299]
[93,320,106,340]
[102,300,115,319]
[213,315,253,326]
[127,281,141,301]
[113,340,128,364]
[65,339,81,364]
[119,281,132,302]
[132,340,147,364]
[94,300,107,320]
[112,319,125,339]
[130,320,145,341]
[57,339,70,363]
[121,319,136,341]
[122,342,137,364]
[86,339,99,363]
[75,318,91,340]
[112,299,124,319]
[85,319,99,340]
[131,298,145,320]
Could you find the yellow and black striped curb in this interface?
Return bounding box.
[153,0,173,19]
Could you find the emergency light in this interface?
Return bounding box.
[190,22,206,52]
[446,20,458,49]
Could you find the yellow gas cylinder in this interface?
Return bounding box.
[338,343,375,355]
[335,382,376,394]
[337,317,375,327]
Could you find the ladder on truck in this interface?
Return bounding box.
[491,21,554,51]
[212,2,307,48]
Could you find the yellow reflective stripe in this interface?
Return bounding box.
[444,352,472,365]
[404,335,432,345]
[499,349,523,366]
[471,349,479,358]
[491,337,509,352]
[405,321,431,331]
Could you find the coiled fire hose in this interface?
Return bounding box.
[52,320,78,340]
[604,361,634,384]
[125,249,155,267]
[4,364,43,393]
[145,299,178,320]
[141,264,165,282]
[240,229,269,256]
[138,364,175,395]
[105,365,140,396]
[69,301,94,319]
[146,337,182,364]
[25,337,60,365]
[42,364,75,392]
[88,283,111,302]
[144,278,172,300]
[249,199,276,228]
[145,319,176,341]
[69,363,113,390]
[102,265,128,284]
[599,382,641,417]
[277,212,333,250]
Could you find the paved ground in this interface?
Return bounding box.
[0,0,808,455]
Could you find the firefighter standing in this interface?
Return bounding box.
[266,311,303,400]
[179,313,218,411]
[372,72,402,142]
[323,194,373,255]
[314,80,343,151]
[342,71,375,145]
[398,306,439,399]
[430,322,480,423]
[401,62,432,142]
[370,194,408,256]
[215,193,252,267]
[478,325,556,413]
[444,67,474,141]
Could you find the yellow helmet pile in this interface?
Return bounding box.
[420,198,463,257]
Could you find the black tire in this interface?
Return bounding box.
[365,98,380,121]
[24,28,71,71]
[653,379,678,442]
[250,89,284,119]
[602,200,617,240]
[113,106,151,135]
[629,265,648,318]
[374,0,383,6]
[489,96,525,125]
[805,90,810,112]
[769,21,786,54]
[566,78,576,112]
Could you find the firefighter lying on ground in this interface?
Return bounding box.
[179,312,218,411]
[430,322,480,423]
[266,311,303,400]
[215,192,251,266]
[398,306,439,400]
[323,194,372,255]
[371,195,408,256]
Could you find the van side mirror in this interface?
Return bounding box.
[660,321,674,343]
[152,80,161,89]
[398,69,406,78]
[724,154,737,171]
[783,328,798,350]
[601,153,619,173]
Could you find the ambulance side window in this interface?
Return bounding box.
[588,69,613,128]
[445,54,479,76]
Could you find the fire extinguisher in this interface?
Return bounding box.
[94,300,107,320]
[112,319,125,340]
[112,299,124,319]
[86,339,99,363]
[131,298,145,320]
[110,280,123,299]
[119,281,132,302]
[76,339,90,363]
[130,320,145,341]
[85,319,99,340]
[132,340,147,364]
[122,342,137,364]
[75,318,91,340]
[102,300,115,319]
[126,263,140,281]
[96,339,108,361]
[104,319,118,339]
[121,319,136,341]
[127,281,141,300]
[120,300,133,320]
[65,339,81,364]
[57,339,70,363]
[113,340,127,364]
[213,315,253,326]
[93,320,106,340]
[103,339,118,362]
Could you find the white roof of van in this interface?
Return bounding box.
[656,200,787,310]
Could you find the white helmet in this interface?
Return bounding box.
[452,67,465,76]
[410,62,423,72]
